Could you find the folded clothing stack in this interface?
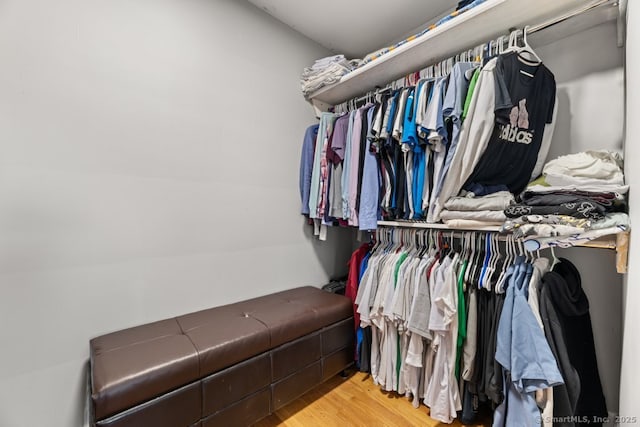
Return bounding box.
[301,55,362,98]
[440,190,514,229]
[502,150,629,238]
[360,0,487,67]
[505,189,626,220]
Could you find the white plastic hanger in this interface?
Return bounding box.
[550,246,560,269]
[464,232,476,287]
[488,234,502,292]
[503,27,542,66]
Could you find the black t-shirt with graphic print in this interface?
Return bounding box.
[464,52,556,195]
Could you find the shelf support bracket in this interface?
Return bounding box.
[616,230,629,274]
[617,0,627,48]
[310,99,331,118]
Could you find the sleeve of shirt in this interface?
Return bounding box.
[493,56,513,117]
[462,68,480,121]
[546,77,557,124]
[430,59,498,222]
[442,68,458,118]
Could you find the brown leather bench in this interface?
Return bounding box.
[90,286,354,427]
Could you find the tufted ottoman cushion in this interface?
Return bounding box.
[90,319,200,420]
[233,286,353,347]
[90,286,354,426]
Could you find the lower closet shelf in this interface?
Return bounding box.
[377,220,630,274]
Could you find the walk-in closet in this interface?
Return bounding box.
[0,1,638,426]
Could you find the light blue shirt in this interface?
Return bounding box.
[493,258,564,427]
[425,77,449,198]
[435,62,477,198]
[341,110,356,219]
[359,107,380,230]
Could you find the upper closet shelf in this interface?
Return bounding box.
[308,0,618,108]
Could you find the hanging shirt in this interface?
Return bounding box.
[430,58,499,222]
[435,62,478,203]
[300,124,319,215]
[415,79,433,134]
[382,90,399,140]
[412,145,426,219]
[455,259,469,379]
[341,110,356,219]
[359,108,381,230]
[424,254,462,424]
[543,259,608,425]
[401,87,419,148]
[355,106,373,217]
[316,114,337,221]
[423,77,449,221]
[462,68,481,120]
[308,113,334,219]
[328,114,349,219]
[392,89,410,141]
[464,52,556,195]
[493,258,564,427]
[347,108,365,226]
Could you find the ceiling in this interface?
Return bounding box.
[247,0,459,58]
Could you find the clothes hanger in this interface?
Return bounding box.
[383,228,393,253]
[503,27,542,65]
[468,233,481,289]
[464,232,476,287]
[460,232,467,261]
[371,229,381,255]
[521,26,542,63]
[417,230,426,258]
[485,233,496,290]
[550,246,560,269]
[477,233,487,289]
[410,229,419,255]
[447,230,455,257]
[495,235,511,293]
[460,232,470,291]
[475,233,488,289]
[489,234,500,292]
[478,233,490,290]
[416,230,425,258]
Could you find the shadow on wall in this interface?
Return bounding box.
[82,360,91,427]
[548,68,624,161]
[547,87,573,161]
[302,219,356,280]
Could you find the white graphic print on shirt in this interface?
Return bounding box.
[499,99,533,144]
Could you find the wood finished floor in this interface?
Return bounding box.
[255,370,491,427]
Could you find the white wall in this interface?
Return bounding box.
[620,0,640,418]
[0,1,350,426]
[533,21,624,414]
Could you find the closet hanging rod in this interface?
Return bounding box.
[525,0,613,35]
[377,223,629,273]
